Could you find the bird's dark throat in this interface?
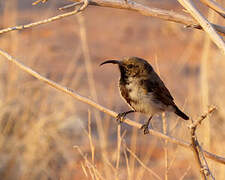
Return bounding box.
[119,65,128,82]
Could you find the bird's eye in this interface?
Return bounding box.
[127,64,134,69]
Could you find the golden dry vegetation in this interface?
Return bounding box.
[0,0,225,179]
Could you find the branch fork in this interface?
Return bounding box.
[189,106,216,179]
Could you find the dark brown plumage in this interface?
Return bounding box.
[100,57,189,134]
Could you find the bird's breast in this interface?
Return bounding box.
[119,78,164,115]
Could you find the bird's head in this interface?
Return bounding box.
[100,57,153,78]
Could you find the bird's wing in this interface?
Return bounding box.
[142,73,175,106]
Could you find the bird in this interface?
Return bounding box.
[100,56,189,134]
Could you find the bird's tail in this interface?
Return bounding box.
[174,106,189,120]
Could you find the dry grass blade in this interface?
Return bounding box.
[200,0,225,18]
[125,144,162,180]
[116,125,121,171]
[115,129,126,180]
[81,162,89,177]
[77,14,111,177]
[162,112,168,180]
[73,146,105,180]
[179,165,191,180]
[123,144,131,179]
[136,138,158,180]
[87,111,95,163]
[0,48,224,165]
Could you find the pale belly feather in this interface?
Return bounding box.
[125,78,166,116]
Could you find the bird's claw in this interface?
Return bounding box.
[140,123,151,135]
[116,112,127,124]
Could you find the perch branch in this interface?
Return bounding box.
[0,48,224,165]
[177,0,225,54]
[189,107,216,179]
[1,0,225,36]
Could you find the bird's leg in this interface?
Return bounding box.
[116,110,135,124]
[140,116,152,135]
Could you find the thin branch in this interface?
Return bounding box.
[58,2,83,11]
[35,0,225,19]
[190,131,207,179]
[1,0,225,36]
[189,106,216,129]
[177,0,225,54]
[0,48,225,165]
[200,0,225,18]
[0,0,88,35]
[70,0,225,36]
[32,0,48,5]
[199,145,215,179]
[189,107,216,179]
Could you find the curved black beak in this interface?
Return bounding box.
[99,60,121,66]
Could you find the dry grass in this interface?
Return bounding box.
[0,1,225,179]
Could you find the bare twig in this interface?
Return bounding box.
[1,0,225,36]
[59,2,83,11]
[32,0,48,5]
[70,0,225,36]
[199,145,215,179]
[189,107,216,179]
[0,48,225,165]
[0,0,88,35]
[46,0,225,19]
[200,0,225,18]
[190,132,207,179]
[189,106,216,130]
[177,0,225,54]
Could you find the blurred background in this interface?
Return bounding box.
[0,0,225,179]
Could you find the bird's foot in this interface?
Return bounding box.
[116,112,127,124]
[140,123,152,135]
